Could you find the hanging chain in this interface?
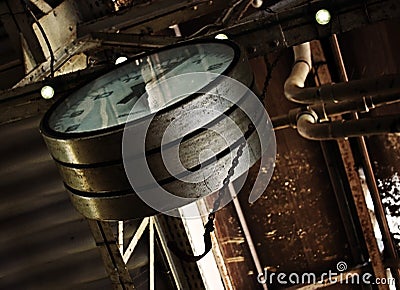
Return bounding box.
[168,122,256,262]
[210,122,255,216]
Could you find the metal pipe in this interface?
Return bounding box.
[284,43,400,105]
[271,114,291,130]
[296,113,400,140]
[287,73,400,104]
[295,74,400,104]
[228,183,269,290]
[284,43,312,103]
[271,93,400,131]
[310,93,400,119]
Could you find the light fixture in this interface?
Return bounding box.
[115,56,128,65]
[215,33,228,40]
[315,9,331,25]
[41,85,54,99]
[252,0,263,8]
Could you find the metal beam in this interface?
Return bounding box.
[156,215,205,289]
[6,0,46,65]
[29,0,52,14]
[149,217,155,290]
[118,221,124,254]
[90,32,180,48]
[77,0,227,37]
[7,0,400,91]
[122,217,149,264]
[153,217,186,290]
[90,0,399,57]
[218,0,400,58]
[88,220,135,290]
[114,215,202,289]
[81,0,400,61]
[336,136,389,289]
[0,65,110,125]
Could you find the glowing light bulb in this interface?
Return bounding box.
[115,56,128,65]
[252,0,263,8]
[315,9,331,25]
[215,34,228,40]
[41,85,54,99]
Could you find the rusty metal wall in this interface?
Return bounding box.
[211,19,400,290]
[339,20,400,254]
[212,53,365,289]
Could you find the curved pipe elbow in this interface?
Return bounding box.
[284,42,312,103]
[283,79,303,103]
[296,113,320,140]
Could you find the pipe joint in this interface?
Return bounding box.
[317,85,337,103]
[296,110,317,126]
[287,108,301,128]
[293,59,312,72]
[360,95,375,113]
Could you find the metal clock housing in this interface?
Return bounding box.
[40,39,260,220]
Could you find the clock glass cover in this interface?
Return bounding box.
[47,41,237,134]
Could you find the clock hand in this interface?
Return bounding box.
[117,82,146,105]
[100,98,108,129]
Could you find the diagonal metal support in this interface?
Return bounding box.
[90,217,155,289]
[118,217,156,290]
[118,217,155,288]
[121,217,149,264]
[116,216,195,290]
[149,217,155,290]
[87,219,135,290]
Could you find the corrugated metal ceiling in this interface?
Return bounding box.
[0,115,114,289]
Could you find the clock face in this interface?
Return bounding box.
[47,41,237,134]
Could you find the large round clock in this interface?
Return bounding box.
[40,39,269,220]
